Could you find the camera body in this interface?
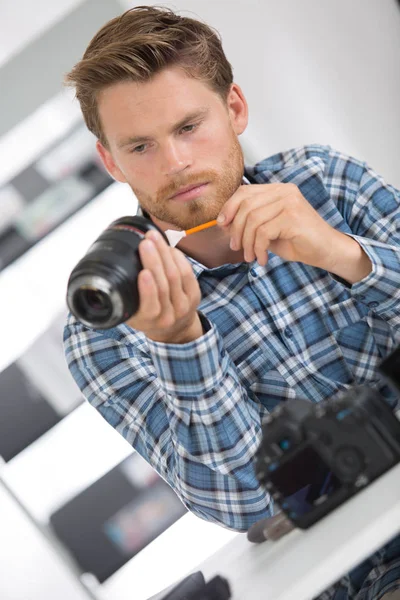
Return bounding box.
[255,349,400,529]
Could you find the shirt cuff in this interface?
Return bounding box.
[146,314,230,398]
[333,235,400,311]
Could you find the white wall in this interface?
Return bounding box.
[0,0,85,67]
[119,0,400,187]
[4,0,399,183]
[0,0,122,137]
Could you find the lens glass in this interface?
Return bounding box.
[74,287,112,324]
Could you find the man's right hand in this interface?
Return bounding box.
[124,229,204,344]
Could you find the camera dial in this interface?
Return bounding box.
[333,446,365,481]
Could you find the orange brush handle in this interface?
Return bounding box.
[185,219,218,235]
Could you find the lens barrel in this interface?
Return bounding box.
[66,216,168,329]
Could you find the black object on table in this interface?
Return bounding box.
[148,571,231,600]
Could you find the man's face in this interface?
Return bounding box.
[97,67,247,230]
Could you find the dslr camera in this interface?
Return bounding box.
[254,347,400,531]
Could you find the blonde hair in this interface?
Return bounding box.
[65,5,233,146]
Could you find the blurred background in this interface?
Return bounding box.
[0,1,399,599]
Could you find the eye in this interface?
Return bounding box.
[132,144,147,154]
[180,123,198,134]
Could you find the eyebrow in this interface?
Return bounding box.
[117,107,210,148]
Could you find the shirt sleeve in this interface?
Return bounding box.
[63,316,272,532]
[326,149,400,330]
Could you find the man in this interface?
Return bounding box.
[64,6,400,598]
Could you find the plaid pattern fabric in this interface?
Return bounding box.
[314,533,400,600]
[64,144,400,595]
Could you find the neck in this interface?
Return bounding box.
[150,215,245,268]
[178,224,245,268]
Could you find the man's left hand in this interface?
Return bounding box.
[217,183,372,283]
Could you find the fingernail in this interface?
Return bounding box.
[147,230,160,241]
[142,270,152,283]
[143,239,155,251]
[230,238,237,251]
[217,214,225,224]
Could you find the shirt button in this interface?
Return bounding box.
[284,327,293,338]
[250,268,257,277]
[368,301,379,308]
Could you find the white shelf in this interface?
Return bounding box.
[0,181,138,373]
[2,402,133,522]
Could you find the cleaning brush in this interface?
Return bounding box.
[164,219,218,247]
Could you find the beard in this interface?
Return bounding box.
[129,132,245,230]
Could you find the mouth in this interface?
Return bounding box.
[170,182,209,202]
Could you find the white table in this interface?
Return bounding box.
[102,463,400,600]
[128,462,400,600]
[180,462,400,600]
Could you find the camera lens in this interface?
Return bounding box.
[85,289,107,311]
[66,216,169,329]
[75,287,112,322]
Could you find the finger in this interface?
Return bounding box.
[241,203,284,262]
[254,228,270,266]
[229,195,266,251]
[166,251,191,318]
[136,269,161,319]
[253,216,286,265]
[171,248,201,307]
[146,230,185,307]
[138,239,171,312]
[218,183,282,227]
[230,193,283,252]
[217,184,250,227]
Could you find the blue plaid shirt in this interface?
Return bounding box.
[64,144,400,596]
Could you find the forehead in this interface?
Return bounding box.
[97,67,221,143]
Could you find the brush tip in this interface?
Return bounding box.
[164,229,186,247]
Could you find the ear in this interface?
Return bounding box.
[96,140,127,183]
[226,83,248,135]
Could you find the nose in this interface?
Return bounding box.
[161,139,192,176]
